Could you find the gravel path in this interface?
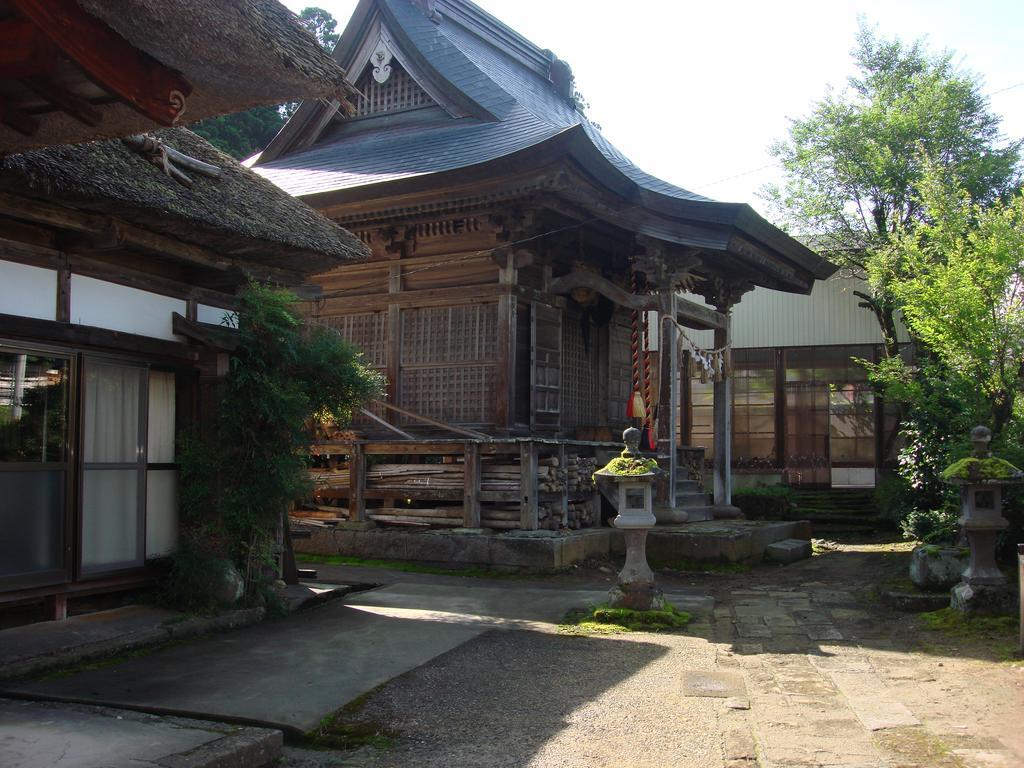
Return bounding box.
[281,538,1024,768]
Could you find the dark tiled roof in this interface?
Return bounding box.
[256,0,709,204]
[254,0,833,282]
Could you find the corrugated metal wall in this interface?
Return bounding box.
[683,275,909,350]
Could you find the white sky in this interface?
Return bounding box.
[284,0,1023,217]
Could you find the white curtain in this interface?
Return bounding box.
[147,371,175,463]
[83,364,140,463]
[81,362,143,571]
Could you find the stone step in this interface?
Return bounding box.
[681,506,715,522]
[676,492,711,507]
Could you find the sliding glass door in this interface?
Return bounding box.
[0,348,71,588]
[80,360,147,575]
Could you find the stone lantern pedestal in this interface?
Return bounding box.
[596,428,664,612]
[945,427,1022,615]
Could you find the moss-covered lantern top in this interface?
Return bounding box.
[941,426,1024,485]
[594,427,662,481]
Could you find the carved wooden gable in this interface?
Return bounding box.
[352,41,437,118]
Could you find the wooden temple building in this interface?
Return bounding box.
[254,0,837,534]
[0,0,367,619]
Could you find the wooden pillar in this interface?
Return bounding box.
[495,294,513,430]
[57,261,70,323]
[774,347,786,474]
[519,440,539,530]
[46,593,68,621]
[463,441,482,528]
[557,443,569,526]
[712,320,732,507]
[660,294,678,506]
[385,264,401,426]
[348,443,366,523]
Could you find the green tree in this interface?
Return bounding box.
[191,7,340,159]
[872,167,1024,436]
[298,6,340,51]
[169,284,383,609]
[766,22,1021,357]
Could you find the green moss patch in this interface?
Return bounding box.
[920,608,1020,662]
[941,457,1021,481]
[559,603,692,635]
[300,688,397,751]
[594,453,660,480]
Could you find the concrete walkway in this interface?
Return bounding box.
[1,582,710,735]
[0,698,280,768]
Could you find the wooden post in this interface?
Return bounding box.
[45,593,68,621]
[558,443,569,526]
[520,440,539,530]
[495,294,513,430]
[463,441,481,528]
[56,263,70,322]
[349,443,366,523]
[662,293,678,505]
[712,320,732,507]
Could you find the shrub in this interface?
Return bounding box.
[733,485,794,519]
[901,506,959,544]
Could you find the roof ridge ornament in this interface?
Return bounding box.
[123,134,222,188]
[371,40,393,84]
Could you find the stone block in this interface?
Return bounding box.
[765,538,812,564]
[909,544,968,591]
[950,582,1018,615]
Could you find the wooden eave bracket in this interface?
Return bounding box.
[548,269,727,329]
[172,312,238,350]
[10,0,193,126]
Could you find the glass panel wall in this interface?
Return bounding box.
[0,349,70,584]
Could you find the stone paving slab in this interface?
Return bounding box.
[0,697,281,768]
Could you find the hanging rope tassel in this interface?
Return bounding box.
[626,269,646,421]
[641,305,656,450]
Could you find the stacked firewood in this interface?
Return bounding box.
[566,454,596,494]
[366,463,463,491]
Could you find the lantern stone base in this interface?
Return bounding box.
[608,581,665,612]
[950,581,1017,615]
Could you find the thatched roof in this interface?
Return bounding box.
[1,0,357,152]
[0,128,370,277]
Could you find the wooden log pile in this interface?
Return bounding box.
[368,507,462,527]
[365,463,464,491]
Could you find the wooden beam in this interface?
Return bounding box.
[23,76,103,126]
[0,95,39,136]
[171,313,239,350]
[0,236,242,310]
[674,293,728,330]
[374,400,490,440]
[0,311,196,361]
[10,0,193,126]
[358,407,414,440]
[0,20,57,78]
[549,270,660,312]
[0,192,304,284]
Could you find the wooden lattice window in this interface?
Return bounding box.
[324,313,387,367]
[399,305,498,425]
[354,62,434,117]
[607,318,632,427]
[561,308,597,428]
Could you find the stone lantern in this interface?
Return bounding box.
[595,427,664,611]
[944,426,1023,614]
